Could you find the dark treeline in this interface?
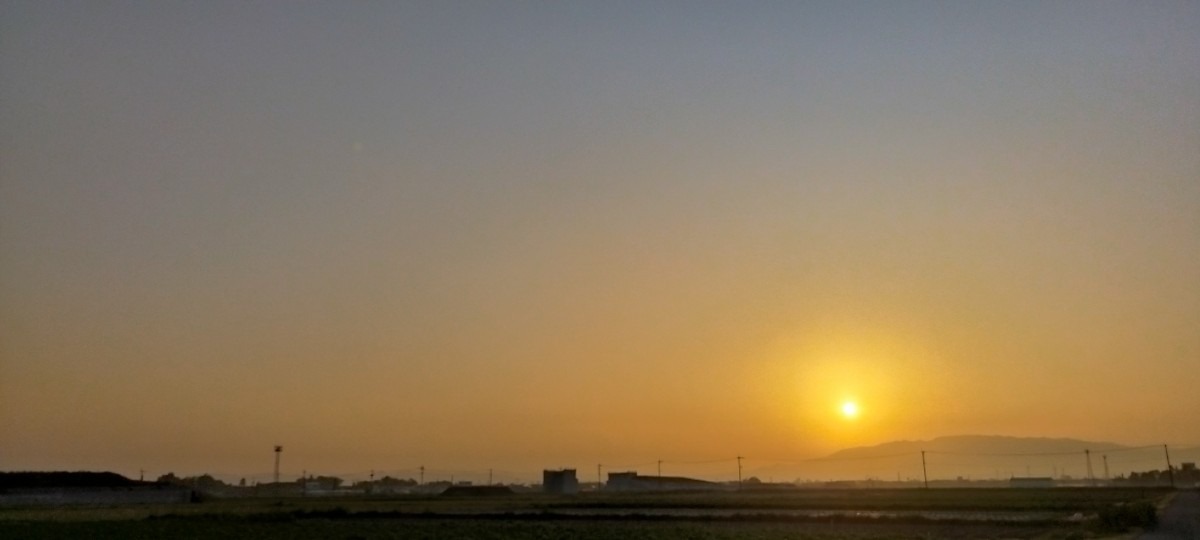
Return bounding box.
[1118,464,1199,486]
[0,472,147,490]
[155,473,438,496]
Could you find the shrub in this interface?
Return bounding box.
[1096,501,1157,532]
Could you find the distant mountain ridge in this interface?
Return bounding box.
[743,436,1191,482]
[826,435,1130,460]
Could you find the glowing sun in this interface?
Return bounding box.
[841,401,859,419]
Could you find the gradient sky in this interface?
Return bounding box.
[2,1,1198,484]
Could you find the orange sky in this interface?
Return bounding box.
[2,2,1197,483]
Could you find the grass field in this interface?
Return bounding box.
[0,488,1168,539]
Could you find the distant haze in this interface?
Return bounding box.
[1,2,1197,483]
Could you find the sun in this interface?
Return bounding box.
[840,401,859,419]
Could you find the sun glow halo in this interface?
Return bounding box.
[841,401,859,419]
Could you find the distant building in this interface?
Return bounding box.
[606,471,721,492]
[543,469,579,494]
[1009,476,1055,488]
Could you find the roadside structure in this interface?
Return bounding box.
[606,471,721,492]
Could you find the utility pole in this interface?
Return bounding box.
[921,451,928,489]
[737,456,743,489]
[1103,455,1110,483]
[597,464,602,490]
[273,445,283,485]
[1164,445,1175,488]
[139,469,144,482]
[1085,450,1095,486]
[419,466,425,486]
[657,460,663,491]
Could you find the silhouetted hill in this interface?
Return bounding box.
[826,435,1129,460]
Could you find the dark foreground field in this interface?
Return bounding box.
[0,518,1082,540]
[0,488,1170,539]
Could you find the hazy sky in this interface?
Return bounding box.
[2,1,1198,483]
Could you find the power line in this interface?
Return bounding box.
[927,449,1082,457]
[799,451,921,462]
[608,461,659,470]
[663,457,738,465]
[1097,444,1164,454]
